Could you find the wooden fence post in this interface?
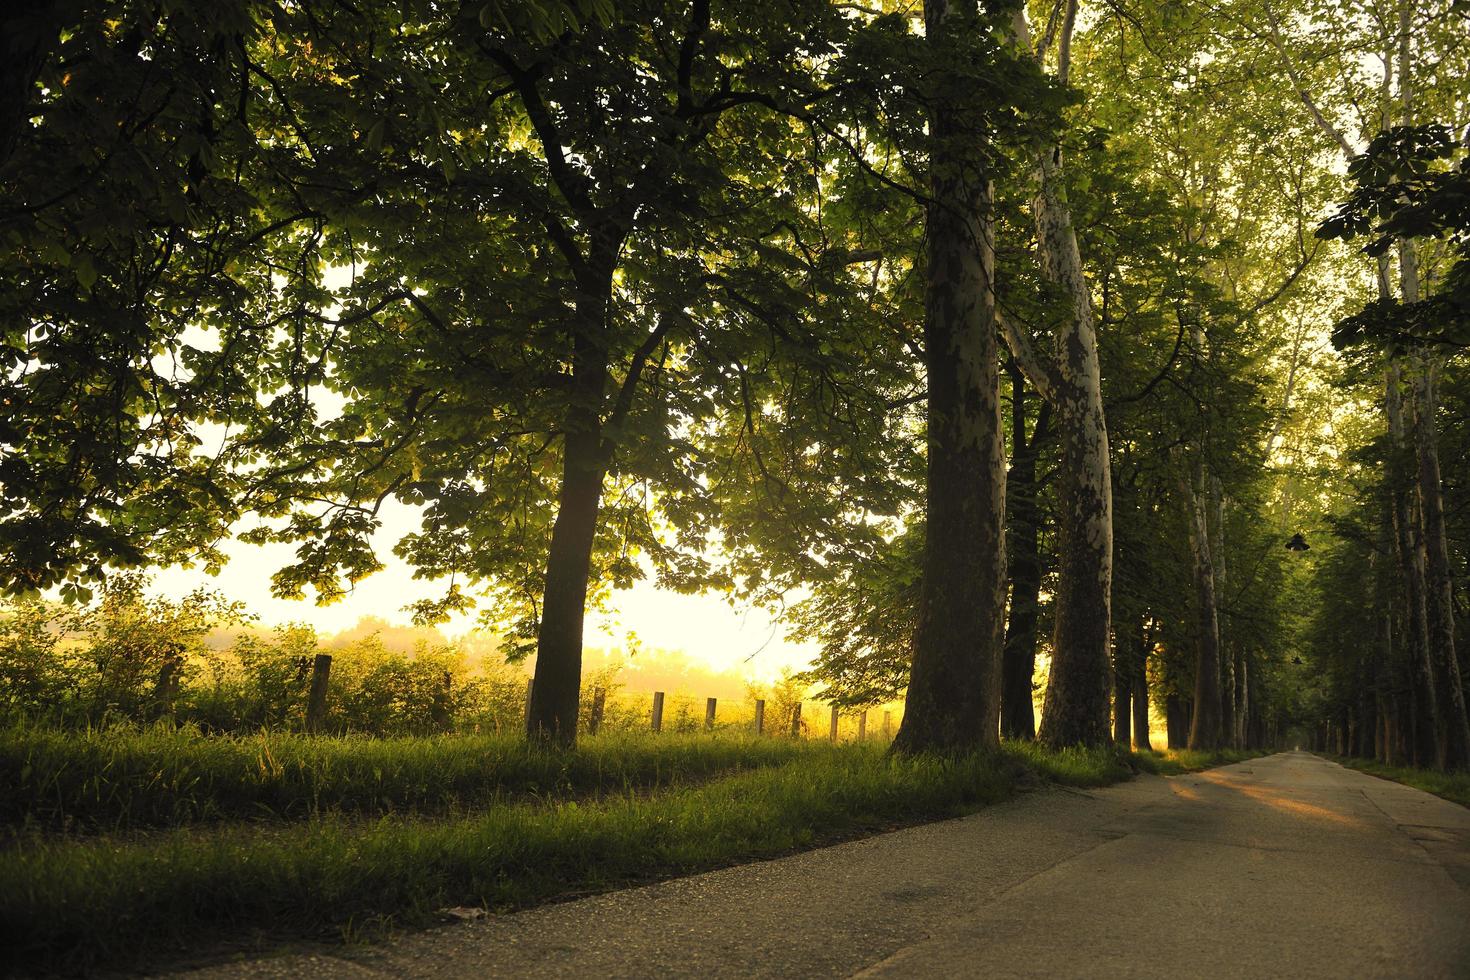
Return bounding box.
[705,697,717,731]
[306,653,332,734]
[830,705,840,741]
[588,686,606,736]
[523,678,534,729]
[790,701,802,738]
[651,691,665,733]
[754,699,765,735]
[858,710,867,741]
[432,670,452,731]
[883,709,891,739]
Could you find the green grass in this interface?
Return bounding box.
[0,723,829,832]
[0,735,1259,975]
[1336,756,1470,807]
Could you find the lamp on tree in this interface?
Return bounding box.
[1285,533,1310,552]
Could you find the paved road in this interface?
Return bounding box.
[176,752,1470,979]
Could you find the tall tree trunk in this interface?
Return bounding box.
[528,275,614,745]
[1002,369,1048,740]
[1132,674,1152,751]
[1030,155,1114,750]
[1183,457,1223,750]
[1113,641,1131,745]
[1165,693,1189,749]
[1003,3,1114,748]
[1131,614,1152,750]
[1211,478,1235,748]
[893,0,1006,755]
[1386,347,1438,770]
[1235,649,1249,749]
[1409,349,1470,769]
[1392,0,1468,771]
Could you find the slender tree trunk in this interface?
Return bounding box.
[1211,478,1235,748]
[894,0,1006,755]
[1031,149,1114,750]
[1131,616,1152,751]
[1003,4,1114,748]
[1132,674,1152,751]
[1001,377,1047,740]
[1387,357,1438,770]
[1235,649,1249,749]
[528,272,614,745]
[1409,350,1470,769]
[1113,641,1131,745]
[1183,458,1223,750]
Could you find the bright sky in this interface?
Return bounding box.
[150,498,817,679]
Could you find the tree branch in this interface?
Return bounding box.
[996,306,1059,404]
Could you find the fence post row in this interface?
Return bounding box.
[754,699,765,735]
[305,653,332,734]
[858,709,867,741]
[651,691,665,733]
[705,697,717,730]
[522,677,534,728]
[790,701,802,738]
[830,705,839,741]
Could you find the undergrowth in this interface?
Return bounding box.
[0,724,826,832]
[0,732,1258,975]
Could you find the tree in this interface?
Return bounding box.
[1,0,324,600]
[1000,0,1115,748]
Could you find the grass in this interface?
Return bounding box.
[0,723,829,832]
[1336,756,1470,807]
[0,732,1259,976]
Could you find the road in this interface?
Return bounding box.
[175,752,1470,979]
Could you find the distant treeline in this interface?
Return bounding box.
[0,575,820,736]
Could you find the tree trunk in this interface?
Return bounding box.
[1132,672,1152,752]
[1002,369,1047,740]
[893,0,1006,755]
[1183,458,1223,750]
[1113,643,1131,745]
[1165,693,1189,749]
[1211,479,1235,748]
[1003,5,1114,749]
[1031,148,1114,751]
[1387,366,1438,770]
[1409,350,1470,769]
[528,275,614,745]
[1235,649,1249,749]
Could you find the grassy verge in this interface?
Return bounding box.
[1336,756,1470,807]
[0,740,1255,975]
[0,724,828,832]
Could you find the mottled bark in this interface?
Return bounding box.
[1003,6,1114,749]
[1002,370,1048,740]
[893,0,1007,755]
[1027,154,1113,749]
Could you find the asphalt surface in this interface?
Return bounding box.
[172,752,1470,979]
